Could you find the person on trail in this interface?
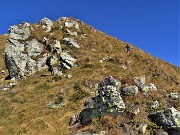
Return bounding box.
[125,44,131,54]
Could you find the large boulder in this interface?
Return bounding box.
[92,76,125,117]
[148,107,180,134]
[4,38,45,78]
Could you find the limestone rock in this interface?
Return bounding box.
[79,108,93,126]
[133,75,145,88]
[65,20,79,29]
[8,22,31,40]
[167,92,179,100]
[148,107,180,134]
[46,101,66,109]
[66,29,78,36]
[92,76,125,117]
[69,112,80,126]
[40,17,53,32]
[60,51,77,68]
[4,38,44,78]
[141,83,157,92]
[26,39,43,57]
[122,85,139,96]
[63,37,80,48]
[134,76,157,92]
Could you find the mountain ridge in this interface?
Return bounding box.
[0,17,179,135]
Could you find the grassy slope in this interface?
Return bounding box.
[0,18,179,135]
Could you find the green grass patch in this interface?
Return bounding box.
[35,82,51,93]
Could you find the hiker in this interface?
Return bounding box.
[125,44,131,54]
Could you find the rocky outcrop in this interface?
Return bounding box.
[148,107,180,134]
[92,76,125,117]
[4,18,78,79]
[4,38,45,78]
[39,17,53,32]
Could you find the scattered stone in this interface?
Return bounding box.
[122,85,139,96]
[63,37,80,48]
[40,17,53,32]
[167,92,179,100]
[151,100,159,109]
[46,101,66,109]
[69,112,80,126]
[127,105,140,116]
[141,83,157,92]
[148,107,180,133]
[64,74,72,79]
[66,29,78,36]
[133,75,146,88]
[73,131,106,135]
[134,123,147,134]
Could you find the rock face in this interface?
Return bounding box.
[148,107,180,134]
[4,18,79,79]
[92,76,125,117]
[4,37,45,78]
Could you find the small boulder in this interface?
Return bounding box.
[167,92,179,100]
[69,112,80,126]
[65,20,79,29]
[141,83,157,92]
[122,85,139,96]
[133,75,145,88]
[40,17,53,32]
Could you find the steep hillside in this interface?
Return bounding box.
[0,17,179,135]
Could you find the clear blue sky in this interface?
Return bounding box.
[0,0,179,66]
